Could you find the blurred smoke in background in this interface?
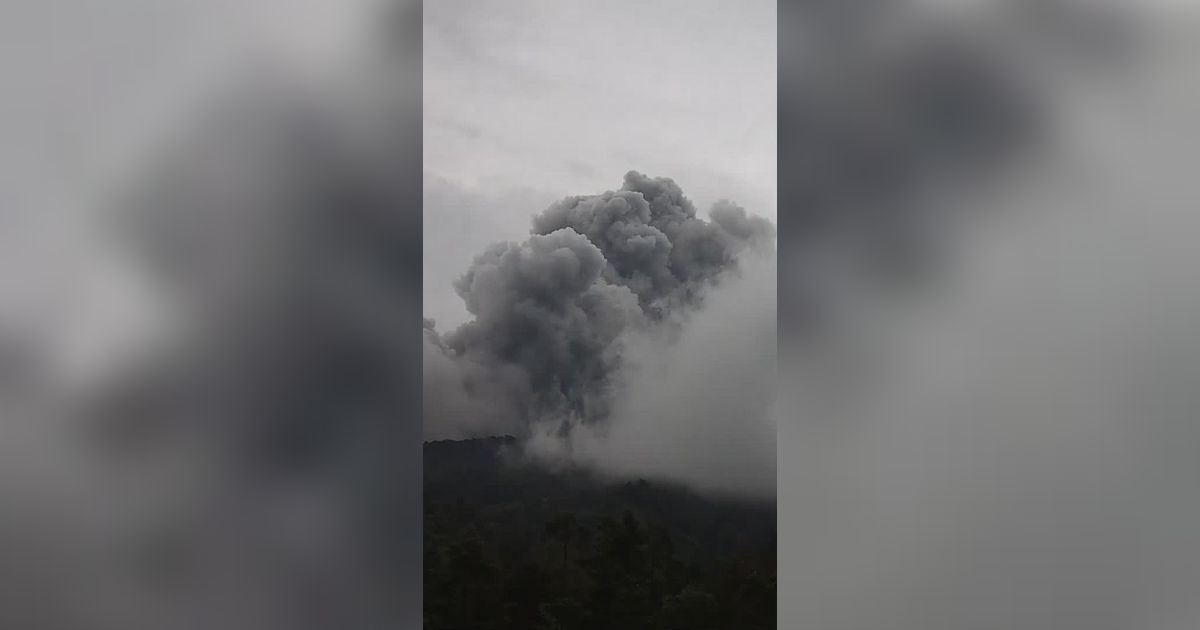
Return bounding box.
[11,0,1200,626]
[779,1,1200,629]
[0,0,422,628]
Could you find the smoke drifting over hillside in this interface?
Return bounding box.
[424,172,776,497]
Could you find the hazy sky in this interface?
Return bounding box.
[423,0,776,328]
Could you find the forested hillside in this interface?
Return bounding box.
[424,437,776,629]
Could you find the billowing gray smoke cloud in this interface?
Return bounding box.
[424,172,775,494]
[528,172,772,316]
[525,248,777,499]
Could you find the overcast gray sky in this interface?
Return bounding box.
[423,0,776,328]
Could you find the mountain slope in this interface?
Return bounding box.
[424,437,776,629]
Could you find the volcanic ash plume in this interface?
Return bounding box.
[423,171,776,494]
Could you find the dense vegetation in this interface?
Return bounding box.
[424,437,775,630]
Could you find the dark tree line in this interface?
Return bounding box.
[425,507,774,630]
[424,438,775,630]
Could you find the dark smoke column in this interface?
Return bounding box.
[425,171,774,442]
